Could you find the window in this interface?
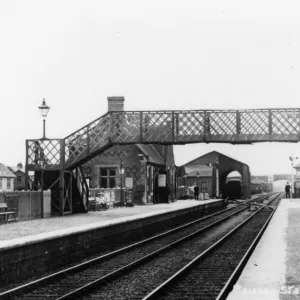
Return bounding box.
[7,178,11,189]
[201,181,208,193]
[100,168,116,188]
[17,176,22,182]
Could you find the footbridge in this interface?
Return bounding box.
[25,108,300,215]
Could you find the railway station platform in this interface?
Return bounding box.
[0,199,226,286]
[227,198,300,300]
[0,199,222,247]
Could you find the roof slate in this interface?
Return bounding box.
[136,144,165,165]
[8,166,25,174]
[183,151,248,168]
[184,165,213,177]
[0,164,16,178]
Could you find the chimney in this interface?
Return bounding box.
[107,96,125,112]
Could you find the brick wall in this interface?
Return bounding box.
[0,191,51,221]
[107,96,124,112]
[87,145,147,204]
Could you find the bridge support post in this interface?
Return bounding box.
[25,140,29,191]
[59,170,65,215]
[59,139,66,215]
[140,111,143,142]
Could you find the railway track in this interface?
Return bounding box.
[0,193,281,300]
[143,193,283,300]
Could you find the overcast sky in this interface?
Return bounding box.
[1,0,300,176]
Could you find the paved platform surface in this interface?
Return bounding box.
[227,198,300,300]
[0,199,221,249]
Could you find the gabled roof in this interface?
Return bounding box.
[136,144,165,165]
[0,164,16,178]
[183,151,248,168]
[8,166,25,174]
[184,165,213,177]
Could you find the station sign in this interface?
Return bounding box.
[125,177,133,189]
[158,174,166,187]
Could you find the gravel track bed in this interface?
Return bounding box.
[76,211,252,300]
[158,207,275,300]
[0,204,227,294]
[0,207,232,293]
[14,205,248,299]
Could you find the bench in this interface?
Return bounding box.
[0,203,17,223]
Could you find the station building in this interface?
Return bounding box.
[84,97,176,205]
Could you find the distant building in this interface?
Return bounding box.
[0,163,16,192]
[180,151,251,199]
[179,165,213,198]
[7,164,26,191]
[251,175,268,183]
[273,174,295,182]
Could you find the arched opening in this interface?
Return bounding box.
[224,171,242,199]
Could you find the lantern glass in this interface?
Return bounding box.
[39,99,50,119]
[119,159,125,175]
[38,158,46,170]
[120,167,125,175]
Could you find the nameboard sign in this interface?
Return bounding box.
[158,175,166,187]
[125,177,133,189]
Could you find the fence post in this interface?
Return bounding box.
[30,190,32,220]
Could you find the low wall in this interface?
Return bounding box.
[0,200,226,285]
[0,190,51,222]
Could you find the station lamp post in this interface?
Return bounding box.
[289,156,298,198]
[119,158,125,206]
[38,99,50,139]
[215,158,219,198]
[183,174,187,199]
[38,156,47,218]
